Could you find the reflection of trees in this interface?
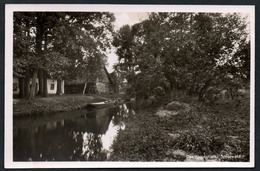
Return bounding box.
[113,103,136,126]
[14,108,117,161]
[14,119,84,161]
[80,133,107,161]
[13,104,137,161]
[13,127,36,161]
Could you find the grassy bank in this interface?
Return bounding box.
[13,94,115,117]
[109,98,250,162]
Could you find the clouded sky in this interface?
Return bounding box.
[113,12,149,30]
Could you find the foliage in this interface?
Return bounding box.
[110,98,250,161]
[13,12,115,99]
[113,12,250,100]
[13,12,36,77]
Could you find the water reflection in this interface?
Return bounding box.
[13,103,135,161]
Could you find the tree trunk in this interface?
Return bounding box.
[82,83,87,95]
[28,70,38,100]
[35,12,44,97]
[43,71,48,97]
[25,70,30,99]
[18,77,25,98]
[38,69,43,96]
[56,79,62,95]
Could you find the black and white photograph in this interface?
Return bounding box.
[5,4,255,168]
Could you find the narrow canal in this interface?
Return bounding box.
[13,102,136,161]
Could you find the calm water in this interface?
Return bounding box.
[13,103,136,161]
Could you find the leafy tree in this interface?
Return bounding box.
[113,25,135,83]
[13,12,37,98]
[13,12,115,99]
[189,13,249,100]
[232,40,250,82]
[51,12,115,94]
[113,12,249,100]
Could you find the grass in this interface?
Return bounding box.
[109,98,250,162]
[13,94,114,117]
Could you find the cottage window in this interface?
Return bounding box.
[50,83,55,90]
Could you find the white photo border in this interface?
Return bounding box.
[5,4,255,168]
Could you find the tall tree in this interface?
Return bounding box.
[13,12,115,99]
[113,25,135,83]
[113,12,249,100]
[13,12,36,98]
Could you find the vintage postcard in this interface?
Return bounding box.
[5,4,255,168]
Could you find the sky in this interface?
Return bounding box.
[106,12,148,73]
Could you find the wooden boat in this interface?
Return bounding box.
[87,101,116,108]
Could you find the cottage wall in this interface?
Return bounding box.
[64,84,85,94]
[13,78,64,95]
[61,80,65,94]
[46,79,65,94]
[96,82,110,93]
[13,77,19,95]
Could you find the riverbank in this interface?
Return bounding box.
[109,98,250,162]
[13,94,120,117]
